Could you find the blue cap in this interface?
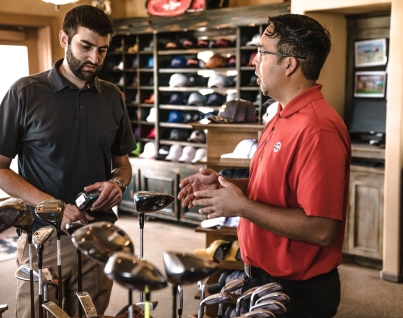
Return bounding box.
[207,93,226,106]
[170,56,187,68]
[168,93,187,105]
[167,111,184,123]
[145,56,154,68]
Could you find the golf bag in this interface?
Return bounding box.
[145,0,229,17]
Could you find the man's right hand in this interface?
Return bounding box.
[177,167,220,209]
[61,204,94,235]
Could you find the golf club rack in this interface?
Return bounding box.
[1,193,290,318]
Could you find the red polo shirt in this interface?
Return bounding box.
[238,85,351,280]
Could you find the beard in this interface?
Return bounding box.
[66,45,102,82]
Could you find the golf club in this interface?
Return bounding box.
[133,191,174,302]
[255,291,290,305]
[238,309,276,318]
[0,197,24,233]
[249,282,282,311]
[33,226,56,318]
[42,301,69,318]
[105,251,167,318]
[177,285,183,318]
[250,299,287,315]
[163,251,218,318]
[197,280,205,302]
[0,305,7,318]
[71,222,135,316]
[35,199,66,307]
[197,292,232,318]
[218,278,245,318]
[235,286,259,316]
[65,222,85,318]
[1,197,35,318]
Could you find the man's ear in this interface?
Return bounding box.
[285,57,298,76]
[59,30,68,48]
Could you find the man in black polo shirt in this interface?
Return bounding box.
[0,5,136,317]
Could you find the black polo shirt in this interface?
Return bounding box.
[0,59,137,232]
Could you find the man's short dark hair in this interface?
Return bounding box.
[62,5,115,44]
[265,14,331,81]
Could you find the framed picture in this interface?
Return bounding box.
[354,71,386,98]
[355,38,387,67]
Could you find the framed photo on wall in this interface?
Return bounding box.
[354,71,387,98]
[355,38,387,67]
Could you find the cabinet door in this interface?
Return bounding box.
[118,167,140,213]
[346,167,384,260]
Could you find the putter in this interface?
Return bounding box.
[239,309,276,318]
[249,282,282,311]
[133,191,174,302]
[104,251,167,318]
[33,226,57,318]
[65,222,85,318]
[255,291,290,305]
[42,301,69,318]
[76,291,98,318]
[218,278,245,318]
[163,251,218,318]
[35,199,66,307]
[1,198,35,318]
[250,300,287,315]
[236,286,259,316]
[197,293,232,318]
[71,222,135,316]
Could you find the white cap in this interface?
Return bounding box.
[262,101,279,124]
[187,130,206,143]
[220,139,258,159]
[113,61,124,71]
[139,142,157,159]
[165,144,183,162]
[208,74,226,88]
[246,34,261,46]
[169,73,188,87]
[226,92,237,102]
[146,107,156,122]
[178,146,196,163]
[191,148,207,163]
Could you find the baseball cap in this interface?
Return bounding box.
[247,52,257,66]
[130,57,138,68]
[208,99,257,123]
[220,139,258,159]
[205,54,228,68]
[248,74,258,86]
[210,39,230,48]
[194,239,233,262]
[168,128,189,141]
[146,128,155,139]
[187,92,206,106]
[196,39,209,48]
[128,43,138,53]
[146,107,157,122]
[183,112,201,123]
[144,93,155,104]
[139,142,157,159]
[206,93,226,106]
[145,56,154,68]
[167,110,184,123]
[262,101,280,124]
[187,130,206,143]
[131,141,141,157]
[168,92,187,105]
[191,148,206,163]
[170,56,187,68]
[166,40,181,49]
[246,34,260,46]
[208,74,226,88]
[186,57,200,68]
[223,240,242,261]
[113,61,124,71]
[169,73,188,87]
[165,144,183,162]
[187,75,206,87]
[226,56,236,67]
[144,40,154,51]
[178,146,196,163]
[226,92,237,102]
[155,145,170,160]
[182,38,197,48]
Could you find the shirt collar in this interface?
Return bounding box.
[48,58,101,93]
[279,84,324,118]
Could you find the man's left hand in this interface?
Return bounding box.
[84,181,122,211]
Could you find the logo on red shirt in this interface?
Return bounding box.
[273,142,281,153]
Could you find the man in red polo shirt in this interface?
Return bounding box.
[178,14,351,318]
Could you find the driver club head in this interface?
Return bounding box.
[163,251,218,286]
[133,191,174,214]
[0,197,32,234]
[104,251,168,292]
[33,226,56,250]
[35,199,65,230]
[71,221,134,264]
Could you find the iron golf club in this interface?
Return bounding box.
[239,309,276,318]
[255,291,290,305]
[197,292,232,318]
[250,299,287,315]
[249,282,282,311]
[35,199,66,307]
[236,286,259,316]
[218,278,245,318]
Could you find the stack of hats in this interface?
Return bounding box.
[208,99,257,123]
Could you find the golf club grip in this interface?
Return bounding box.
[29,244,34,318]
[57,238,62,308]
[77,250,83,318]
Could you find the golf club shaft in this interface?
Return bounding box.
[139,214,144,302]
[29,242,35,318]
[144,286,150,318]
[171,285,177,318]
[77,249,83,318]
[57,235,62,308]
[38,267,43,318]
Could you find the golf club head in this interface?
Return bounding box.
[133,191,174,214]
[239,309,276,318]
[250,300,287,315]
[104,251,168,292]
[0,197,32,234]
[221,278,245,293]
[71,221,134,264]
[163,251,218,285]
[33,226,56,250]
[65,222,85,236]
[236,286,259,316]
[256,292,290,305]
[76,190,101,211]
[15,264,39,282]
[35,199,65,229]
[250,282,282,310]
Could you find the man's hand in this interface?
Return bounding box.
[192,175,248,219]
[84,181,122,211]
[178,168,220,209]
[62,204,93,235]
